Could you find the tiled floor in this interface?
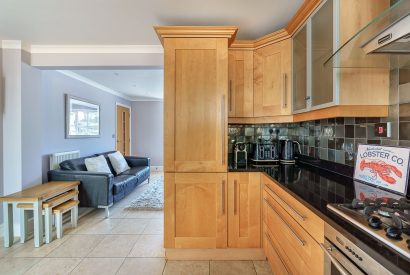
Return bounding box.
[0,172,272,275]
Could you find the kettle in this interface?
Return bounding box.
[280,139,301,163]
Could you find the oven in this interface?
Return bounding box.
[322,223,393,275]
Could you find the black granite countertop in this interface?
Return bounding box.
[229,160,410,274]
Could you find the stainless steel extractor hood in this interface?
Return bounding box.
[361,13,410,54]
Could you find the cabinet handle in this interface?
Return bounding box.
[234,179,238,215]
[229,80,232,112]
[265,184,306,222]
[264,198,306,246]
[282,73,287,108]
[221,95,226,165]
[265,232,291,275]
[304,96,311,101]
[222,180,226,215]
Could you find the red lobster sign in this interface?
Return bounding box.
[359,159,402,184]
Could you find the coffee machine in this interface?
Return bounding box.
[234,142,247,166]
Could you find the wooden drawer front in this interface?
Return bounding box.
[263,191,323,275]
[263,223,294,275]
[262,174,324,243]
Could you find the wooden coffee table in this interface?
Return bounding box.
[0,181,80,247]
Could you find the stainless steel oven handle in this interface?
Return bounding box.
[320,243,350,275]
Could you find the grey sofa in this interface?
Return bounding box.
[48,151,150,217]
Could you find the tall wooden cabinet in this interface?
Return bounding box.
[156,26,237,249]
[254,39,292,117]
[228,50,254,118]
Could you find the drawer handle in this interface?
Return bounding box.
[265,184,306,222]
[264,198,306,246]
[265,232,291,275]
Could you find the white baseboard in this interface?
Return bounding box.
[151,166,163,172]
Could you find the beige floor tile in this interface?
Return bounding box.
[6,235,70,258]
[0,239,25,258]
[163,261,209,275]
[0,257,40,274]
[47,235,104,257]
[142,219,164,234]
[124,210,164,219]
[87,234,140,257]
[109,218,149,234]
[73,217,123,235]
[70,257,124,275]
[117,258,166,275]
[24,257,82,275]
[128,234,165,257]
[210,261,256,275]
[253,261,273,275]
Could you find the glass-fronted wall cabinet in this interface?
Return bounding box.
[311,0,333,107]
[292,0,390,114]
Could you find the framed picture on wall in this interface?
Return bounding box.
[66,94,100,138]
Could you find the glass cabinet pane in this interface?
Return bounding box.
[311,0,334,107]
[293,25,307,111]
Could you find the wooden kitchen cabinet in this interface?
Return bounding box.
[228,50,254,118]
[254,38,292,117]
[164,172,228,248]
[156,27,237,173]
[262,174,324,275]
[228,173,261,248]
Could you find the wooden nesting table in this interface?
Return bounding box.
[0,181,80,247]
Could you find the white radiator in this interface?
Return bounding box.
[49,150,80,170]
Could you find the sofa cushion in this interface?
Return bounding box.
[108,151,130,174]
[60,157,89,171]
[119,166,149,178]
[113,175,138,195]
[95,151,117,175]
[85,155,112,173]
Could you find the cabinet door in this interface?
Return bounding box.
[293,25,308,112]
[228,173,261,248]
[311,0,334,107]
[228,50,254,118]
[254,39,291,117]
[164,38,228,172]
[164,173,227,249]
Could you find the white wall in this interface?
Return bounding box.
[131,101,163,167]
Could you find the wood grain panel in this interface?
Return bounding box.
[163,38,228,172]
[165,173,227,249]
[228,173,261,248]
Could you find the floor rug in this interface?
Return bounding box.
[127,172,164,210]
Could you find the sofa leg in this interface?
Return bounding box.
[98,204,113,219]
[148,177,150,184]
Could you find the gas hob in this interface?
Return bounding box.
[328,195,410,260]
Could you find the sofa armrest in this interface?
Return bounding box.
[125,156,150,168]
[48,170,114,208]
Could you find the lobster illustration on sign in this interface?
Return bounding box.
[359,159,402,184]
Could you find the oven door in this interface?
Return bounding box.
[321,240,365,275]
